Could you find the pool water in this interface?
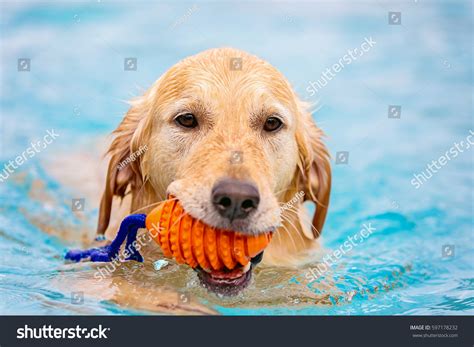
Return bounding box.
[0,1,472,315]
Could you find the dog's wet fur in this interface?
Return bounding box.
[97,48,331,295]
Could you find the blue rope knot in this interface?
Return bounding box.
[65,214,147,263]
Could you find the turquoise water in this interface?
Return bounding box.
[0,1,472,315]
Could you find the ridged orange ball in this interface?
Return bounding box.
[145,198,272,271]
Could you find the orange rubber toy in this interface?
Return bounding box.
[145,198,272,271]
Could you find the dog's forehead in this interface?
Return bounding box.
[156,51,296,119]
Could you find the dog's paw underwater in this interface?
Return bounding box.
[65,197,273,295]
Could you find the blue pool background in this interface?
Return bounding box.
[0,1,472,315]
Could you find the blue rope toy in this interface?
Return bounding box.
[65,214,146,263]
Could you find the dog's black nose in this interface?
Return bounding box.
[212,179,260,221]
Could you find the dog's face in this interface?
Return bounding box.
[148,52,301,236]
[99,48,331,295]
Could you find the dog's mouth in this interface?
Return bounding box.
[195,252,264,296]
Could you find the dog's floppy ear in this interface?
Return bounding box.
[295,101,331,238]
[97,100,150,235]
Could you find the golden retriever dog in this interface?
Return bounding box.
[97,47,331,294]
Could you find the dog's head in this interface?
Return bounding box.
[98,48,331,295]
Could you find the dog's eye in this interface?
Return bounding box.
[263,116,283,132]
[175,113,198,129]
